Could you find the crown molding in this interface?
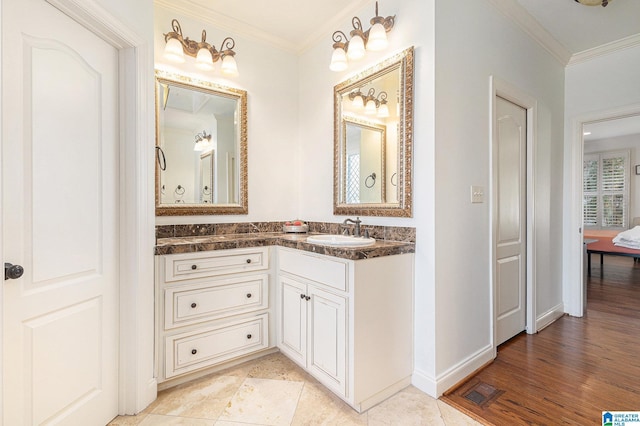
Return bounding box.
[155,0,299,53]
[568,33,640,66]
[486,0,571,66]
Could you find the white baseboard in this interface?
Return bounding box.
[412,344,495,398]
[536,303,565,332]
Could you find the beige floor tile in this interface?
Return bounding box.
[147,375,244,419]
[246,352,314,382]
[437,400,484,426]
[291,380,367,426]
[218,377,304,426]
[137,414,215,425]
[367,386,445,426]
[108,413,149,425]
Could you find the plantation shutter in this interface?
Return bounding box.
[583,150,629,229]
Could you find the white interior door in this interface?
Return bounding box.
[495,96,527,346]
[2,0,119,424]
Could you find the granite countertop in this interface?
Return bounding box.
[155,232,415,260]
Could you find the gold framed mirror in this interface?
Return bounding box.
[334,47,414,217]
[155,69,248,216]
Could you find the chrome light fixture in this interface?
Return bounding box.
[574,0,610,6]
[349,88,389,118]
[163,19,239,76]
[330,1,395,72]
[194,130,213,152]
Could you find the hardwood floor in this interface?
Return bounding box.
[441,255,640,425]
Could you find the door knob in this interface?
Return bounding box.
[5,263,24,280]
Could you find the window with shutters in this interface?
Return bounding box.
[583,150,629,229]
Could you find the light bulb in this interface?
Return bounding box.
[164,37,185,63]
[365,99,377,114]
[367,22,388,51]
[329,47,348,72]
[377,103,390,118]
[352,95,364,109]
[221,54,239,77]
[195,47,214,71]
[347,35,365,60]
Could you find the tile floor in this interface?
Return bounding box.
[109,352,482,426]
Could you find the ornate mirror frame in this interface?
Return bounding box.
[333,47,414,217]
[155,70,248,216]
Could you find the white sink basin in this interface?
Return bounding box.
[306,234,376,247]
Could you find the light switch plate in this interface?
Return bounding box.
[471,186,485,203]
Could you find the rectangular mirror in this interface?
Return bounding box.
[155,70,248,215]
[334,47,414,217]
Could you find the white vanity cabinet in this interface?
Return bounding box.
[276,247,414,412]
[155,247,273,385]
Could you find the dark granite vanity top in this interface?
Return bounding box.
[155,232,415,261]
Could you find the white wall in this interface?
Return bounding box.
[154,7,300,224]
[429,0,565,394]
[584,134,640,223]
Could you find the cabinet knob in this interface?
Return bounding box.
[247,334,252,339]
[190,302,197,308]
[300,294,305,299]
[246,258,252,264]
[246,293,252,298]
[191,264,197,270]
[191,349,197,355]
[305,296,311,301]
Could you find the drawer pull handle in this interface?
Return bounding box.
[246,259,252,264]
[246,293,252,298]
[247,334,252,339]
[191,302,197,308]
[191,349,197,355]
[191,264,197,270]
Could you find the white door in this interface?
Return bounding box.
[495,96,527,345]
[2,0,120,424]
[307,286,346,397]
[279,277,307,366]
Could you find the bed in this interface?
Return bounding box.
[584,229,640,275]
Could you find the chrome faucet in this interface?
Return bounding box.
[342,217,362,237]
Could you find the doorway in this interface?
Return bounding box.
[490,76,537,349]
[565,107,640,317]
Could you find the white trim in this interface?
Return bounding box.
[485,0,571,66]
[0,3,4,424]
[45,0,157,415]
[564,104,640,317]
[490,76,538,345]
[569,34,640,66]
[536,303,565,332]
[411,345,495,398]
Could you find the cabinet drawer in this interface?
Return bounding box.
[165,314,268,379]
[164,247,269,282]
[279,248,347,291]
[164,274,269,329]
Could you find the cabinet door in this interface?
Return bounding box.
[279,277,307,366]
[307,286,347,397]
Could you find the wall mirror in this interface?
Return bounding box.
[334,47,414,217]
[155,70,247,215]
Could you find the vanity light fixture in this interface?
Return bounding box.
[574,0,610,6]
[163,19,239,76]
[349,88,389,118]
[329,1,395,72]
[194,130,213,152]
